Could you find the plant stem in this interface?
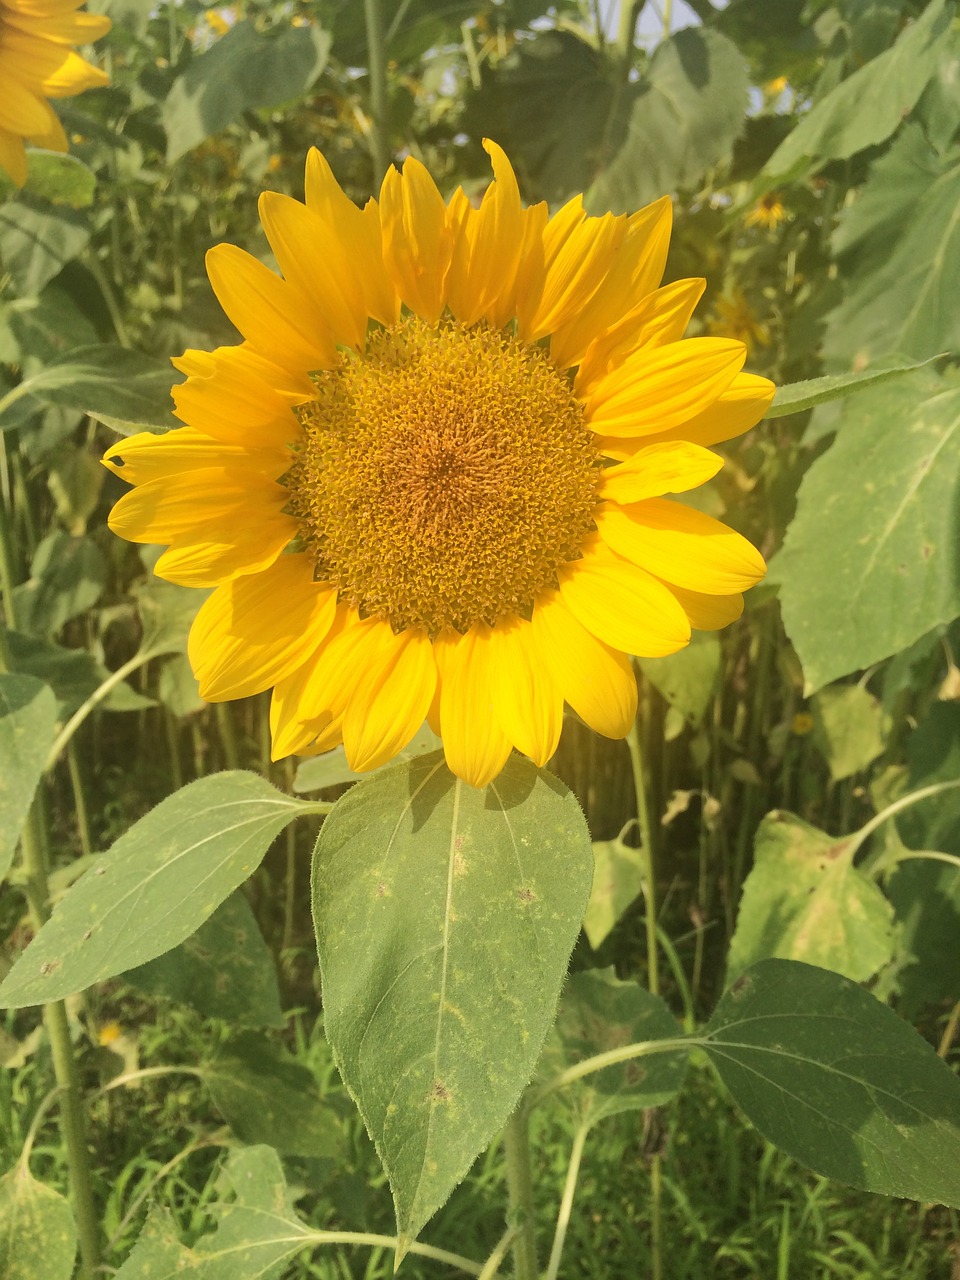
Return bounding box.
[1,485,100,1276]
[626,717,659,997]
[363,0,389,181]
[66,741,93,858]
[20,811,102,1279]
[503,1104,539,1280]
[544,1121,590,1280]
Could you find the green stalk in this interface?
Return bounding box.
[626,716,659,998]
[363,0,389,181]
[19,803,101,1278]
[66,741,93,859]
[503,1104,539,1280]
[1,494,101,1278]
[627,694,663,1280]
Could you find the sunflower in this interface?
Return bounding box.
[744,191,787,231]
[105,143,773,788]
[0,0,110,187]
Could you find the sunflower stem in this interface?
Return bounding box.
[626,704,664,1280]
[0,544,101,1276]
[363,0,389,182]
[503,1103,539,1280]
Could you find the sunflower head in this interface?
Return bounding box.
[105,142,774,787]
[0,0,111,187]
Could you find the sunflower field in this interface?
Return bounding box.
[2,0,960,1276]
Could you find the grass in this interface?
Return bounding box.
[4,972,955,1279]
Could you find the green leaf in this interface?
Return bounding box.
[463,30,620,204]
[810,684,888,782]
[12,532,106,638]
[6,629,103,716]
[202,1032,343,1158]
[184,1146,314,1279]
[758,0,952,184]
[887,703,960,1014]
[0,772,314,1007]
[163,20,331,162]
[767,356,943,419]
[0,345,180,434]
[0,1165,76,1280]
[134,579,207,657]
[112,1152,318,1278]
[898,701,960,855]
[0,674,57,881]
[638,633,721,726]
[704,958,960,1205]
[541,969,688,1122]
[582,836,644,950]
[311,751,593,1245]
[156,652,205,719]
[0,197,91,295]
[771,372,960,693]
[292,723,442,793]
[125,892,283,1028]
[0,150,96,209]
[589,29,749,213]
[826,129,960,364]
[112,1207,191,1279]
[727,812,895,984]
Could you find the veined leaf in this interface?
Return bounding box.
[312,750,593,1246]
[704,959,960,1206]
[0,674,57,881]
[0,772,316,1007]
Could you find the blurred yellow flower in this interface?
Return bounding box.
[0,0,111,186]
[204,8,230,37]
[791,711,815,736]
[764,76,789,96]
[745,191,787,230]
[105,144,772,787]
[708,290,770,355]
[97,1020,122,1046]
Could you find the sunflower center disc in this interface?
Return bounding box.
[287,316,601,634]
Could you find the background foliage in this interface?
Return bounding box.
[2,0,960,1277]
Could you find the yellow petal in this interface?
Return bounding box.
[599,441,723,504]
[0,76,50,136]
[667,583,744,631]
[188,554,337,700]
[379,156,452,323]
[574,278,706,394]
[258,190,367,349]
[0,128,27,186]
[499,200,548,330]
[102,427,286,485]
[270,661,343,758]
[585,338,746,438]
[530,590,637,738]
[108,465,282,542]
[487,616,563,767]
[303,149,399,327]
[595,498,766,594]
[550,195,673,368]
[439,623,513,787]
[342,626,437,772]
[558,534,690,657]
[519,202,627,342]
[638,371,776,449]
[171,343,311,449]
[2,31,107,96]
[205,243,335,373]
[446,139,524,327]
[3,8,110,44]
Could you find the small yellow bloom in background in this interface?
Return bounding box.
[204,7,230,37]
[104,143,773,788]
[745,190,787,231]
[0,0,111,187]
[764,76,789,97]
[97,1019,122,1046]
[791,711,815,736]
[708,289,771,356]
